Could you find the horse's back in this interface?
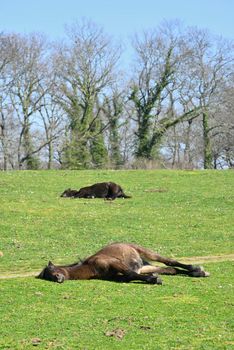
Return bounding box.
[90,243,142,265]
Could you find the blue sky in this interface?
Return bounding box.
[1,0,234,41]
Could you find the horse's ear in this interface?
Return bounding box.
[48,261,56,271]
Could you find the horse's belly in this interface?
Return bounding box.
[129,258,143,271]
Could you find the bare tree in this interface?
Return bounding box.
[53,19,121,168]
[38,85,66,169]
[180,28,234,168]
[210,85,234,168]
[0,33,19,169]
[8,33,50,169]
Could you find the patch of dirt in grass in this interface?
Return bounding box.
[144,188,168,193]
[105,328,126,340]
[0,271,39,279]
[179,253,234,265]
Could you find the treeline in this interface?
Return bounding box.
[0,20,233,170]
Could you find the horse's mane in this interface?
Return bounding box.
[58,257,85,268]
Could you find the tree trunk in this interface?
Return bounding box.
[202,111,213,169]
[47,141,53,169]
[184,119,193,168]
[135,117,151,158]
[0,125,8,170]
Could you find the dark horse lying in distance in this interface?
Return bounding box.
[61,182,131,200]
[37,243,210,284]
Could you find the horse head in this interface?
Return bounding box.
[60,188,71,197]
[37,261,65,283]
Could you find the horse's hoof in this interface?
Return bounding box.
[147,275,163,285]
[190,268,210,277]
[156,276,163,285]
[203,271,210,277]
[189,264,203,272]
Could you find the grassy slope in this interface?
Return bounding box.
[0,170,233,349]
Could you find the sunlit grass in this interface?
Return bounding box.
[0,170,233,349]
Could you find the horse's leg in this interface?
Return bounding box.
[131,245,210,277]
[119,270,161,284]
[152,255,209,277]
[139,265,203,277]
[106,183,125,200]
[106,186,118,200]
[93,257,162,284]
[112,263,161,284]
[100,188,109,199]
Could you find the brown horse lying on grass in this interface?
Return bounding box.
[37,243,210,284]
[61,182,131,200]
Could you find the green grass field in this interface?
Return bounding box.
[0,170,233,349]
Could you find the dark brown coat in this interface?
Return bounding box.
[61,182,131,200]
[37,243,209,284]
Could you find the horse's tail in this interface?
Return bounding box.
[118,186,131,198]
[122,193,132,198]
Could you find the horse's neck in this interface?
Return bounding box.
[65,263,95,280]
